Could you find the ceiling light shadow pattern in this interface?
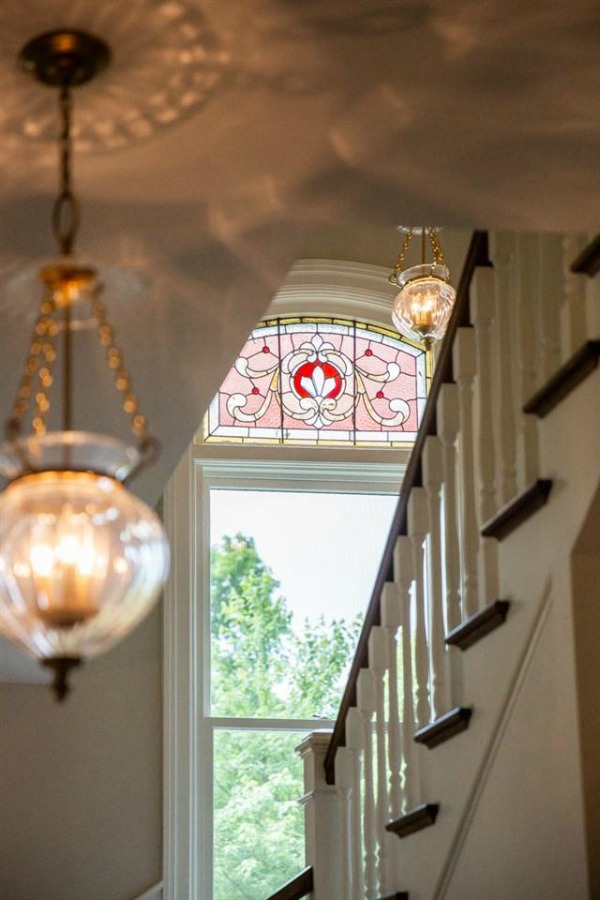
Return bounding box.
[269,0,428,37]
[0,0,231,162]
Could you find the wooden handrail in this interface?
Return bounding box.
[267,866,314,900]
[570,233,600,277]
[324,230,491,784]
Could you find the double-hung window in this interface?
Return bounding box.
[163,263,428,900]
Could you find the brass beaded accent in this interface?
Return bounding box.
[89,286,151,444]
[7,291,59,440]
[7,264,153,454]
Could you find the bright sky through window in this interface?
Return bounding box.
[210,488,397,630]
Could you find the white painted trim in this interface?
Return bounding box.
[209,716,335,732]
[163,448,203,900]
[195,455,405,493]
[194,441,412,468]
[265,259,397,323]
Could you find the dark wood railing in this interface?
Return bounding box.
[324,230,491,785]
[267,866,314,900]
[570,233,600,277]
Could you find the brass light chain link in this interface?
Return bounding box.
[388,228,414,283]
[428,227,445,266]
[389,226,446,284]
[90,287,152,449]
[7,293,59,441]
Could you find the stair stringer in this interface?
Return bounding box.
[387,368,600,900]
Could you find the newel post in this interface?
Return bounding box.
[297,731,344,899]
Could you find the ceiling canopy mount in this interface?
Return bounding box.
[18,29,110,88]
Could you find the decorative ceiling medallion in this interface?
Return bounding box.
[0,0,230,157]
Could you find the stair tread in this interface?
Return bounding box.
[386,803,439,839]
[523,340,600,418]
[414,707,472,748]
[481,479,552,541]
[446,600,510,651]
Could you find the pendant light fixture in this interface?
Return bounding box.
[389,227,457,349]
[0,31,170,701]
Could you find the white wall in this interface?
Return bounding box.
[0,604,162,900]
[572,485,600,898]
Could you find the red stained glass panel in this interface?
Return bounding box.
[205,318,428,446]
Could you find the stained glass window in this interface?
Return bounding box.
[204,317,429,447]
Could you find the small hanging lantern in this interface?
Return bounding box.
[389,227,457,349]
[0,31,169,701]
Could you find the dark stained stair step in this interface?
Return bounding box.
[445,600,510,651]
[481,480,553,541]
[386,803,439,839]
[414,707,472,749]
[523,341,600,419]
[570,234,600,276]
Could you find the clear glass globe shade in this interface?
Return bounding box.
[0,470,169,663]
[391,263,456,347]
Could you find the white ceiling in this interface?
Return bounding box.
[0,0,598,679]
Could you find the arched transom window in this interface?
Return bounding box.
[205,316,428,447]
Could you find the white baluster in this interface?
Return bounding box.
[539,234,564,379]
[437,383,462,631]
[422,435,448,717]
[297,732,344,900]
[489,232,519,505]
[369,626,393,897]
[561,233,587,358]
[471,267,499,606]
[336,747,354,900]
[408,487,431,728]
[453,328,479,618]
[516,234,541,486]
[471,267,497,524]
[393,535,416,812]
[346,707,365,900]
[585,269,600,339]
[357,669,377,900]
[381,580,402,820]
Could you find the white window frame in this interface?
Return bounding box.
[162,260,418,899]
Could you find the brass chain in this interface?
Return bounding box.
[6,59,158,478]
[89,287,151,447]
[428,227,445,265]
[389,226,445,284]
[388,228,414,283]
[7,294,59,440]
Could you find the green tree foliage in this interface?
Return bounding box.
[211,534,362,899]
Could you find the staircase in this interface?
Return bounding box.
[270,230,600,900]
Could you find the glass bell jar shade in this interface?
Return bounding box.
[391,263,457,348]
[0,436,169,694]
